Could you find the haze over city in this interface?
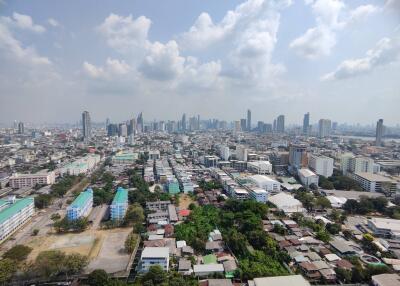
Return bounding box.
[0,0,399,124]
[1,1,400,286]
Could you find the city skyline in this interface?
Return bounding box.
[0,0,399,125]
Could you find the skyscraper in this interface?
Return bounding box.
[318,119,331,138]
[82,111,91,141]
[303,112,310,135]
[137,112,143,133]
[181,113,187,131]
[276,115,285,133]
[18,122,24,134]
[128,117,136,135]
[240,119,247,131]
[289,144,307,169]
[247,109,251,131]
[376,119,384,146]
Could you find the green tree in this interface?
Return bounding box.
[315,197,331,209]
[0,259,16,284]
[125,232,138,253]
[87,269,110,286]
[141,265,167,285]
[3,245,32,262]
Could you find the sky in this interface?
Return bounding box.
[0,0,399,126]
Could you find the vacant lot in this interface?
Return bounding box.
[26,228,132,274]
[179,193,196,209]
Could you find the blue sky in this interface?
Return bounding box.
[0,0,399,125]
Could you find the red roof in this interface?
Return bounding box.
[179,209,191,216]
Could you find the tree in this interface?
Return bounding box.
[32,229,39,236]
[35,194,52,209]
[124,203,145,231]
[0,259,16,284]
[125,232,138,253]
[87,269,110,286]
[141,265,167,285]
[326,223,341,235]
[343,199,359,214]
[316,230,331,243]
[34,250,66,278]
[336,267,352,283]
[63,253,88,278]
[3,245,32,262]
[50,213,61,222]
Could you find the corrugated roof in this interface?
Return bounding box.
[112,187,128,205]
[0,197,34,225]
[70,188,93,209]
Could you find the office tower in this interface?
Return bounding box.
[181,113,187,131]
[234,121,241,132]
[276,115,285,133]
[318,119,331,138]
[247,109,251,131]
[332,122,338,131]
[105,118,110,130]
[82,111,91,141]
[136,112,143,133]
[273,119,277,132]
[257,121,264,132]
[303,112,310,135]
[128,118,136,135]
[119,123,128,137]
[107,124,118,136]
[289,144,307,168]
[376,119,384,146]
[197,115,200,130]
[240,119,247,131]
[18,122,24,134]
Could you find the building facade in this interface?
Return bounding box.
[110,187,128,221]
[67,188,93,221]
[9,171,56,188]
[308,155,333,178]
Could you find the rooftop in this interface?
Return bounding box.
[112,187,128,205]
[298,168,317,177]
[141,247,169,259]
[252,275,310,286]
[354,172,394,182]
[0,197,34,225]
[69,188,93,209]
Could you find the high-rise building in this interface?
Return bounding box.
[234,121,241,132]
[273,119,277,132]
[276,115,285,133]
[18,122,24,134]
[376,119,384,146]
[303,112,310,135]
[137,112,143,133]
[181,113,187,131]
[107,124,118,137]
[128,118,136,135]
[289,144,307,169]
[82,111,91,141]
[247,109,251,131]
[240,119,247,131]
[119,123,128,137]
[318,119,331,138]
[105,118,110,130]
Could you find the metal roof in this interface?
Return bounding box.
[69,188,93,209]
[0,197,34,225]
[112,187,128,205]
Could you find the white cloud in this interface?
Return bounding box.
[83,58,131,79]
[322,36,400,80]
[98,13,151,53]
[139,41,185,81]
[0,18,51,65]
[10,12,45,33]
[291,0,379,59]
[290,26,335,59]
[47,18,59,27]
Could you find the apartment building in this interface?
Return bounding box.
[0,196,35,242]
[67,188,93,221]
[110,187,128,221]
[249,188,268,203]
[9,171,55,189]
[308,155,333,178]
[298,168,319,187]
[350,172,397,193]
[249,175,281,192]
[247,161,273,175]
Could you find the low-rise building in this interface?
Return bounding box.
[110,187,128,221]
[66,188,93,221]
[249,188,268,203]
[140,247,169,272]
[0,196,35,242]
[9,171,55,189]
[298,168,319,187]
[247,161,273,174]
[112,152,138,165]
[368,217,400,239]
[350,172,397,194]
[249,175,280,192]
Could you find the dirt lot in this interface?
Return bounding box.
[179,194,196,209]
[26,228,132,274]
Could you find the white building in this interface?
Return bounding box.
[0,196,35,242]
[219,145,230,161]
[269,193,305,214]
[308,155,333,178]
[61,154,101,176]
[340,153,355,175]
[9,171,55,189]
[247,161,273,175]
[236,145,248,162]
[351,157,374,174]
[249,188,268,203]
[249,175,280,192]
[232,188,249,200]
[318,119,331,138]
[298,168,319,187]
[351,172,397,193]
[140,247,169,272]
[368,217,400,238]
